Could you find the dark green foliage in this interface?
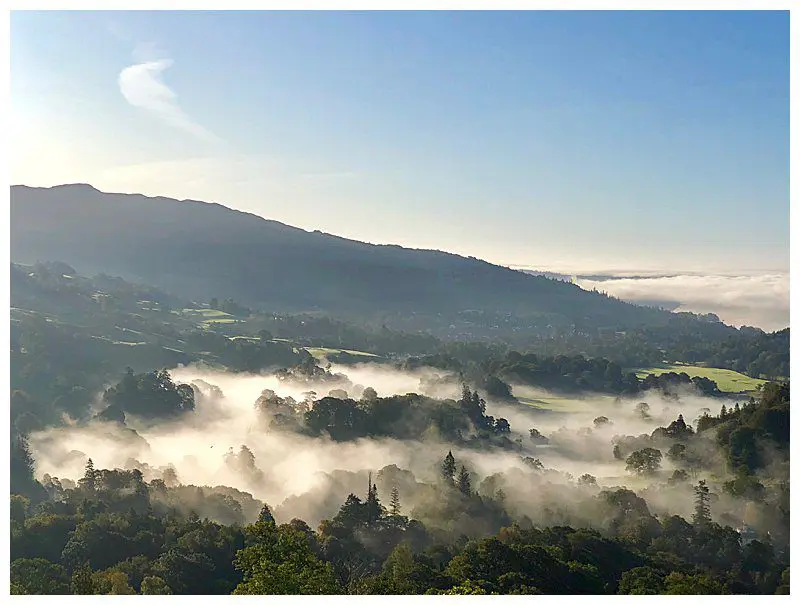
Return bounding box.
[11,558,71,594]
[441,451,456,483]
[617,566,665,594]
[389,487,401,516]
[6,244,791,598]
[625,448,663,475]
[701,382,789,473]
[10,436,46,502]
[457,466,471,496]
[102,368,195,419]
[692,481,712,528]
[70,562,96,594]
[9,456,789,596]
[663,572,728,594]
[487,352,639,395]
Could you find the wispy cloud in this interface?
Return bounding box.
[118,50,217,143]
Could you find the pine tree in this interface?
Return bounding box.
[720,404,727,419]
[692,480,712,527]
[257,504,275,525]
[442,451,456,483]
[389,486,401,516]
[460,384,472,406]
[366,472,381,524]
[457,466,471,496]
[82,458,96,492]
[734,402,741,415]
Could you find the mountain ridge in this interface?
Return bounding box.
[11,183,682,333]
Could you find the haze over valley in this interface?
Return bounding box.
[9,9,789,598]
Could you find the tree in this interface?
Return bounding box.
[258,505,276,525]
[11,558,71,595]
[457,466,471,496]
[692,480,712,528]
[578,474,597,487]
[10,494,29,526]
[494,417,511,434]
[233,519,340,594]
[382,542,418,594]
[665,414,693,439]
[666,443,687,462]
[625,448,662,475]
[522,457,544,471]
[593,416,611,428]
[80,458,97,492]
[70,563,96,595]
[668,469,689,485]
[663,572,727,594]
[92,569,136,595]
[441,451,456,484]
[484,376,513,401]
[141,576,173,595]
[361,387,378,402]
[617,567,664,595]
[389,486,401,516]
[528,428,548,443]
[366,477,381,524]
[437,579,494,595]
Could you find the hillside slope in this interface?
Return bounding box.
[11,184,674,331]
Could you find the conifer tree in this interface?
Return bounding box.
[81,458,96,492]
[692,480,712,528]
[366,472,381,524]
[442,451,456,483]
[258,504,276,525]
[389,486,401,516]
[457,465,471,496]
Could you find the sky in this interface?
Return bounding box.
[11,10,790,275]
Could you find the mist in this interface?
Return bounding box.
[27,362,762,532]
[574,272,789,332]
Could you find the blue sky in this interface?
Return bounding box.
[11,10,789,273]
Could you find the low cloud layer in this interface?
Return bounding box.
[576,273,789,331]
[28,362,752,530]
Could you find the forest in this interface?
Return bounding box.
[9,262,791,595]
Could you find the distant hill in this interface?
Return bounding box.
[11,184,683,332]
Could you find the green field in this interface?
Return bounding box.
[181,308,233,318]
[634,363,766,393]
[90,335,146,346]
[305,347,380,361]
[517,395,613,413]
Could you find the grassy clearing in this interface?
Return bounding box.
[634,363,766,393]
[90,335,146,346]
[181,308,233,318]
[517,395,609,413]
[305,347,381,361]
[203,318,239,325]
